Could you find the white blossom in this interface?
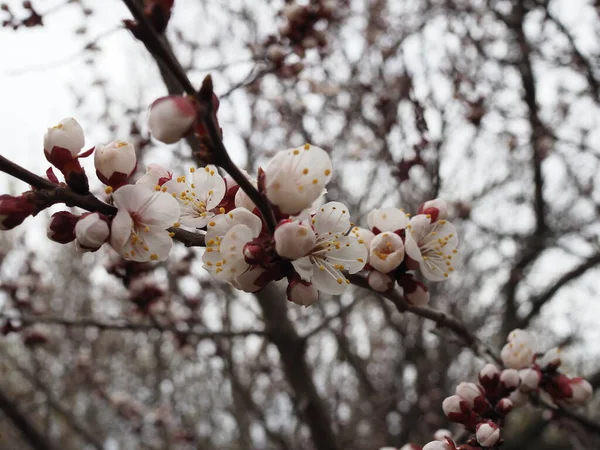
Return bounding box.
[500,329,537,369]
[350,226,375,251]
[44,117,85,156]
[518,368,541,392]
[476,422,500,447]
[404,215,459,281]
[148,95,197,144]
[369,232,405,273]
[291,202,367,294]
[75,213,109,252]
[287,279,318,307]
[422,441,452,450]
[202,208,264,292]
[274,219,316,259]
[136,164,172,187]
[110,184,180,262]
[264,144,332,214]
[163,166,226,228]
[94,140,137,185]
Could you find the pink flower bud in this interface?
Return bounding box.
[479,364,500,389]
[94,140,137,188]
[287,279,318,307]
[398,274,430,306]
[148,95,197,144]
[500,369,521,390]
[456,382,487,412]
[417,199,448,222]
[0,195,35,230]
[442,395,473,425]
[368,270,395,292]
[44,117,85,157]
[75,212,110,252]
[475,422,500,447]
[518,367,541,392]
[563,378,593,407]
[47,211,79,244]
[497,397,513,414]
[274,220,316,259]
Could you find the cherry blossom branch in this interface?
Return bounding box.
[0,313,265,339]
[121,0,278,232]
[0,154,205,246]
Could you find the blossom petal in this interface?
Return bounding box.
[312,202,351,236]
[193,165,226,210]
[265,144,332,214]
[311,261,348,295]
[206,208,262,243]
[322,236,367,274]
[292,256,314,282]
[367,207,410,232]
[110,209,133,253]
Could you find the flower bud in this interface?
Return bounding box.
[479,364,501,389]
[94,140,137,188]
[398,274,430,306]
[433,429,452,441]
[497,397,513,415]
[47,211,79,243]
[423,441,452,450]
[274,220,316,259]
[368,270,395,292]
[442,395,473,425]
[287,279,318,307]
[75,212,110,252]
[475,422,500,447]
[369,232,405,273]
[417,199,448,222]
[148,95,197,144]
[500,369,521,390]
[501,329,537,369]
[456,382,487,412]
[518,367,541,392]
[563,378,593,407]
[537,347,561,371]
[0,194,35,230]
[44,117,85,157]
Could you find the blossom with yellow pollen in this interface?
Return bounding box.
[163,165,226,228]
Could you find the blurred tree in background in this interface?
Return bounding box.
[0,0,600,449]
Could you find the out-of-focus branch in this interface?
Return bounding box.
[519,253,600,329]
[256,283,340,450]
[2,350,104,449]
[0,313,265,339]
[349,274,502,365]
[0,385,56,450]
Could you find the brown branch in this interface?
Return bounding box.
[0,384,56,450]
[0,154,205,247]
[348,274,502,365]
[120,0,277,233]
[519,253,600,329]
[0,313,265,339]
[256,283,340,450]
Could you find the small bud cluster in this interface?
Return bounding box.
[354,199,458,305]
[264,0,338,77]
[384,330,593,450]
[1,1,42,30]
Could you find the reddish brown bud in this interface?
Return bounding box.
[47,211,79,244]
[0,194,35,230]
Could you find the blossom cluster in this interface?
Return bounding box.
[382,329,593,450]
[0,99,460,307]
